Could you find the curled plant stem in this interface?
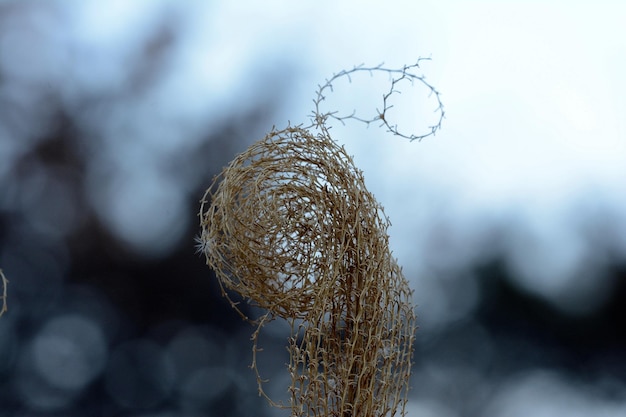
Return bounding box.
[199,61,442,416]
[200,126,416,416]
[312,58,445,141]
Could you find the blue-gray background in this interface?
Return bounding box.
[1,1,625,416]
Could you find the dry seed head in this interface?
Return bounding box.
[197,59,442,417]
[199,125,417,416]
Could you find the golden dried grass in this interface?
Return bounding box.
[199,125,416,416]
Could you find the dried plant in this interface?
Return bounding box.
[312,59,444,141]
[198,61,443,416]
[0,269,7,318]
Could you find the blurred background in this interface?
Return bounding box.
[1,1,625,416]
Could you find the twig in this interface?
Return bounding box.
[0,269,8,318]
[311,58,445,141]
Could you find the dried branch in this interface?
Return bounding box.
[197,59,442,416]
[312,58,445,141]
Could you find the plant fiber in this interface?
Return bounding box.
[199,125,416,417]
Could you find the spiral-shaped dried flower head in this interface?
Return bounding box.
[199,125,417,416]
[201,126,388,317]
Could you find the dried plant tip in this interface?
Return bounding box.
[199,125,416,417]
[198,59,441,416]
[194,234,212,256]
[313,59,445,141]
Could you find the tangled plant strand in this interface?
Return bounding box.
[0,269,7,318]
[313,58,445,141]
[199,62,442,416]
